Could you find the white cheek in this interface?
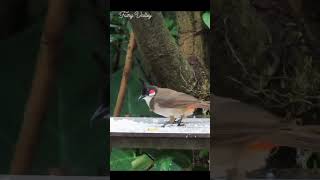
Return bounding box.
[143,96,152,108]
[149,92,155,96]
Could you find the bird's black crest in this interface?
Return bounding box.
[139,78,148,96]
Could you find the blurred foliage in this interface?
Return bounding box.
[109,11,209,171]
[164,18,178,40]
[111,148,209,171]
[0,1,106,175]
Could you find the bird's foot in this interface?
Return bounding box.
[161,116,177,127]
[161,121,173,127]
[162,116,185,127]
[177,122,185,126]
[161,122,184,127]
[175,118,184,126]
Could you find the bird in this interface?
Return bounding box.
[211,95,320,179]
[138,80,210,127]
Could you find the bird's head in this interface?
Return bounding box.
[138,79,157,102]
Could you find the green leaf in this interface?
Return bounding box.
[131,154,154,170]
[152,157,182,171]
[202,11,210,29]
[141,149,192,171]
[164,18,178,40]
[164,19,174,29]
[110,149,136,170]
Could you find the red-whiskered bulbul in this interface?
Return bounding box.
[138,80,210,127]
[212,95,320,179]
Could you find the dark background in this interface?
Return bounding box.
[0,0,108,175]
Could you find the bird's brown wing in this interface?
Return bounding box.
[213,95,320,150]
[154,88,200,108]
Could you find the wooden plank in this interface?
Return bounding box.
[110,117,210,149]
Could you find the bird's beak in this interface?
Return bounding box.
[138,95,144,102]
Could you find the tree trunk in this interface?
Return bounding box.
[130,11,209,100]
[176,11,210,99]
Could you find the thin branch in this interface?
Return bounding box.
[113,32,136,116]
[224,17,249,75]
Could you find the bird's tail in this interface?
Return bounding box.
[268,124,320,151]
[194,101,210,111]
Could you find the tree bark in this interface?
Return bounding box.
[176,11,209,70]
[130,11,209,100]
[176,11,210,99]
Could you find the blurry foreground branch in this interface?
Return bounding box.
[10,0,68,174]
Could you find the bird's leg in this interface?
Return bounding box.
[161,116,176,127]
[176,115,185,126]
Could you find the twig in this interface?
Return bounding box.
[179,66,189,87]
[223,17,249,74]
[113,32,136,116]
[10,0,68,174]
[179,66,197,94]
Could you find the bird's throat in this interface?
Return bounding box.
[143,96,153,108]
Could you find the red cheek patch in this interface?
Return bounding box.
[149,89,155,95]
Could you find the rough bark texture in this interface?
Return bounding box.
[176,11,209,67]
[130,12,209,100]
[176,11,210,99]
